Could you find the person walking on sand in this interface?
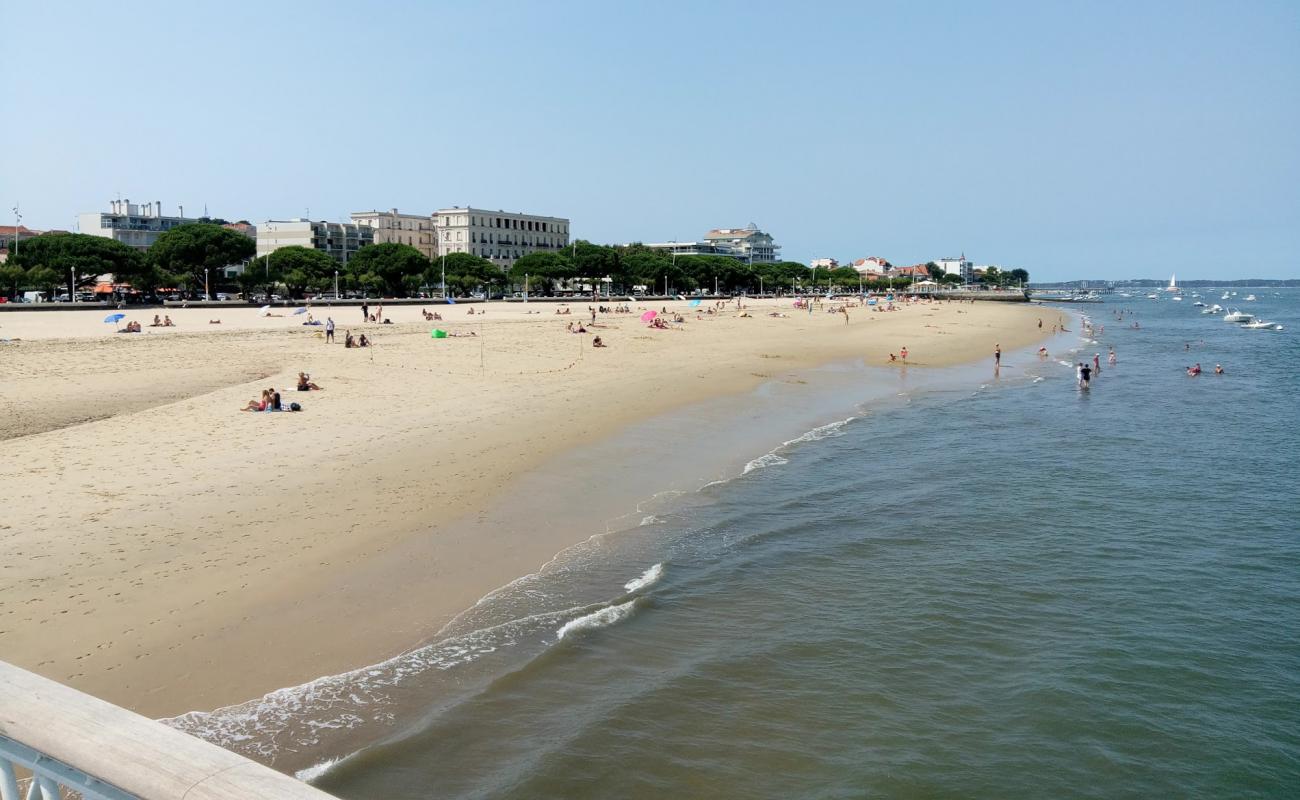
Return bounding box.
[325,317,335,343]
[900,346,909,362]
[1038,318,1043,329]
[362,302,369,322]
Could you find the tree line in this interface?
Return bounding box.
[1,224,1029,301]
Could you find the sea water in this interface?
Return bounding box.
[187,291,1300,797]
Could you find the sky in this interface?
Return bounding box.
[3,0,1297,281]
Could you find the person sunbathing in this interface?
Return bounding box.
[209,319,221,324]
[592,336,607,348]
[163,315,175,327]
[345,331,356,348]
[297,372,322,391]
[151,315,162,327]
[358,334,371,347]
[241,390,271,412]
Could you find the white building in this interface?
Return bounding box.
[351,208,436,260]
[256,220,375,264]
[851,257,891,276]
[935,254,973,282]
[703,224,779,262]
[810,258,838,269]
[645,223,781,263]
[78,199,198,250]
[433,207,570,271]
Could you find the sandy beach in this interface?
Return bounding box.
[0,297,1063,719]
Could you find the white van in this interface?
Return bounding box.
[21,291,46,303]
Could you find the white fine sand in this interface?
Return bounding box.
[0,298,1064,718]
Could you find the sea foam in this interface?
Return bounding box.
[624,563,664,593]
[556,601,637,640]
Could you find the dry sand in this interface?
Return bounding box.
[0,298,1065,718]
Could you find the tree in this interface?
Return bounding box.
[433,252,501,297]
[1008,268,1030,285]
[8,233,145,297]
[266,246,336,299]
[149,223,256,298]
[0,264,26,300]
[510,251,574,294]
[346,243,428,297]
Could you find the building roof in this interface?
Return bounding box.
[0,225,39,236]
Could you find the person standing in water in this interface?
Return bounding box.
[1079,362,1092,389]
[994,344,1001,366]
[1093,353,1102,374]
[1108,347,1116,365]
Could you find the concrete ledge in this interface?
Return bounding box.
[0,661,335,800]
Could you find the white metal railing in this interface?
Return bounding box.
[0,662,336,800]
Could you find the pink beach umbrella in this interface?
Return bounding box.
[640,310,657,323]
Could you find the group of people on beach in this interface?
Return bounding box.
[239,373,321,413]
[150,315,175,327]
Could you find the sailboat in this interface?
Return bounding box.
[1165,273,1180,293]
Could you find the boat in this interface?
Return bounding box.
[1146,293,1159,299]
[1242,320,1283,330]
[1193,301,1206,307]
[1172,295,1183,301]
[1222,308,1254,323]
[1245,294,1257,301]
[1165,273,1180,293]
[1222,292,1231,300]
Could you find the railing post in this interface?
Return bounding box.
[0,760,21,800]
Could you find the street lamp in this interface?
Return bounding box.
[204,268,209,301]
[70,267,75,303]
[334,269,339,300]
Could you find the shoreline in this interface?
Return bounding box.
[0,298,1064,722]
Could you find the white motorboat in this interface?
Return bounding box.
[1193,301,1206,307]
[1242,320,1283,330]
[1245,294,1257,301]
[1223,309,1254,323]
[1172,295,1183,301]
[1222,292,1231,299]
[1146,293,1159,299]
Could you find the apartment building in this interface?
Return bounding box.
[78,199,198,250]
[351,208,436,260]
[645,223,781,263]
[256,219,375,264]
[703,224,779,263]
[433,207,570,270]
[935,254,973,282]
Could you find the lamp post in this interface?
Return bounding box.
[334,269,339,300]
[204,268,209,301]
[12,204,19,261]
[70,267,75,303]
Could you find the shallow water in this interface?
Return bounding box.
[193,291,1300,797]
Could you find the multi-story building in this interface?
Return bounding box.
[935,254,973,282]
[351,208,436,260]
[645,224,781,263]
[222,221,257,240]
[703,224,779,263]
[851,256,891,276]
[433,207,570,271]
[256,220,375,264]
[810,258,838,269]
[78,199,198,250]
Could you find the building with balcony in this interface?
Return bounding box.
[78,199,198,250]
[256,219,375,265]
[351,208,436,260]
[645,223,781,263]
[935,254,973,282]
[703,224,779,263]
[434,207,570,271]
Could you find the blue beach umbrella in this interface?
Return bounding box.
[293,307,308,315]
[446,297,456,305]
[689,299,701,307]
[104,313,125,323]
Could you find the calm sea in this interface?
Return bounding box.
[177,290,1300,798]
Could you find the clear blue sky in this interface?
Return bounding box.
[4,0,1297,280]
